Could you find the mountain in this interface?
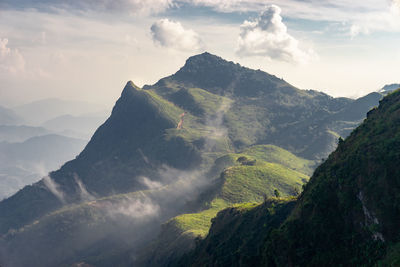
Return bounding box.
[179,89,400,266]
[0,134,87,200]
[379,83,400,94]
[0,106,23,126]
[0,125,51,143]
[13,98,108,125]
[147,52,382,159]
[0,52,385,266]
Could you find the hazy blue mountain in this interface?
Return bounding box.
[379,83,400,94]
[0,125,51,143]
[0,52,385,267]
[0,134,87,200]
[41,114,107,139]
[0,106,23,126]
[13,98,108,125]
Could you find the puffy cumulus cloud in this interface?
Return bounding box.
[391,0,400,14]
[182,0,400,37]
[1,0,172,15]
[0,38,26,74]
[349,0,400,37]
[236,5,316,64]
[151,18,204,52]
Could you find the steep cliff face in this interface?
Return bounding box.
[264,89,400,266]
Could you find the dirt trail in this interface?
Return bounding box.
[177,112,186,129]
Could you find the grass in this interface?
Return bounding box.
[242,145,316,176]
[167,148,310,239]
[186,87,231,116]
[220,163,307,204]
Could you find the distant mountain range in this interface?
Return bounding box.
[0,125,51,143]
[0,106,23,126]
[0,99,108,200]
[0,52,397,267]
[41,114,107,139]
[0,134,87,200]
[13,98,108,125]
[379,83,400,93]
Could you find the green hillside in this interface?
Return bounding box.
[172,155,309,237]
[179,199,296,267]
[135,146,311,266]
[179,89,400,266]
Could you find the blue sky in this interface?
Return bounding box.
[0,0,399,107]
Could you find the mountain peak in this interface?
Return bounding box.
[177,52,241,77]
[184,52,234,66]
[126,80,140,89]
[170,52,290,96]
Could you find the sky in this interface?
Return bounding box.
[0,0,399,108]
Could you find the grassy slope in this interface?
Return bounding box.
[178,199,296,267]
[179,89,400,267]
[136,145,312,266]
[170,146,311,238]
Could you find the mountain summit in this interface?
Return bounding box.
[157,52,294,97]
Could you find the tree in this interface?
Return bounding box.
[338,137,344,145]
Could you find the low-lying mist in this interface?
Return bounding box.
[0,99,234,267]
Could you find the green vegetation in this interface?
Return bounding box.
[169,145,310,236]
[137,146,311,266]
[242,145,316,175]
[181,89,400,266]
[178,199,296,267]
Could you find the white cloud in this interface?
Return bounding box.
[181,0,400,36]
[151,18,204,52]
[236,5,316,63]
[391,0,400,14]
[350,25,370,38]
[1,0,173,15]
[0,38,26,74]
[43,175,66,203]
[104,195,160,220]
[140,176,163,189]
